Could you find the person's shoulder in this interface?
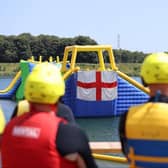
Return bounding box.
[58,103,71,111]
[57,102,76,123]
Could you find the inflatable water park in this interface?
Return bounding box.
[0,45,149,118]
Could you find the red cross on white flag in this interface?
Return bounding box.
[77,70,118,101]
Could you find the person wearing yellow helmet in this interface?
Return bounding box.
[119,52,168,168]
[1,63,97,168]
[10,62,75,123]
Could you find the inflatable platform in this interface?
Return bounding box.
[0,45,149,117]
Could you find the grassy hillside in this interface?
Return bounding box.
[117,63,141,76]
[0,63,141,77]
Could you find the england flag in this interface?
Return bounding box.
[75,70,118,117]
[77,70,118,101]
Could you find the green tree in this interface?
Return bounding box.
[0,33,149,63]
[14,35,32,61]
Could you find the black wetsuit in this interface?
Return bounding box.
[119,95,168,155]
[10,102,97,168]
[57,123,98,167]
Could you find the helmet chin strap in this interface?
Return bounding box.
[154,90,161,102]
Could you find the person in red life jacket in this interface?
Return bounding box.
[119,52,168,168]
[1,63,97,168]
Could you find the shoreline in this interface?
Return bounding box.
[0,63,141,77]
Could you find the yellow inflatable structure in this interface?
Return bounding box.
[0,106,6,134]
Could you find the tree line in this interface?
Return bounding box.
[0,33,148,63]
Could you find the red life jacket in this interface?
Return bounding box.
[1,110,78,168]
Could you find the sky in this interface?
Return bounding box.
[1,0,168,53]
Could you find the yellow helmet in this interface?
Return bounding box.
[24,63,65,104]
[140,52,168,84]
